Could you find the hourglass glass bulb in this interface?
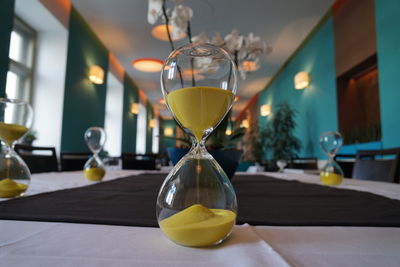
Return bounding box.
[84,127,106,155]
[319,131,343,159]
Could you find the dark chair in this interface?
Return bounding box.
[334,154,356,178]
[121,153,157,170]
[60,152,91,171]
[14,144,59,173]
[352,148,400,183]
[289,157,318,170]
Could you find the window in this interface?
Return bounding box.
[6,17,36,102]
[152,117,159,154]
[136,103,147,154]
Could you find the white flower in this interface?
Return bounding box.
[170,5,193,39]
[147,0,163,24]
[211,33,224,46]
[224,29,244,52]
[192,32,209,44]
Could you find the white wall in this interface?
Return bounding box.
[136,103,147,154]
[15,0,68,154]
[104,72,123,156]
[152,117,159,154]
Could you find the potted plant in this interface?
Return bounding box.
[261,102,301,170]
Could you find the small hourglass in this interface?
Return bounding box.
[0,98,33,198]
[319,131,344,185]
[83,127,106,181]
[157,43,238,247]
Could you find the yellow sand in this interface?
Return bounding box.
[0,178,28,198]
[167,87,234,141]
[159,204,236,247]
[0,122,29,146]
[320,172,343,185]
[84,167,105,181]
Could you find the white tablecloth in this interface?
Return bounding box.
[1,170,400,267]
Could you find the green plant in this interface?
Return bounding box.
[21,130,37,145]
[261,102,301,162]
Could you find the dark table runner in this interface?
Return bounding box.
[1,173,400,227]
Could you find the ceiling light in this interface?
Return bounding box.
[294,71,310,90]
[88,65,104,84]
[159,98,166,105]
[241,60,259,72]
[132,58,164,72]
[151,24,186,41]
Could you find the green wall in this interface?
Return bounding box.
[61,7,109,152]
[159,119,177,153]
[121,74,138,153]
[0,0,15,97]
[146,101,153,154]
[375,0,400,149]
[258,15,337,159]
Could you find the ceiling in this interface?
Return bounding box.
[71,0,334,118]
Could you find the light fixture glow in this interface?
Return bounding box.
[130,103,139,115]
[149,119,155,128]
[132,58,164,72]
[294,71,310,90]
[151,24,186,41]
[225,129,232,135]
[164,128,173,136]
[241,60,259,72]
[260,104,271,116]
[159,98,166,105]
[241,119,249,129]
[88,65,104,84]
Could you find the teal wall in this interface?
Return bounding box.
[160,119,177,153]
[375,0,400,149]
[258,16,337,159]
[121,74,138,153]
[0,0,15,97]
[61,7,109,152]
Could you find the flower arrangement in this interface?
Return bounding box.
[147,0,272,79]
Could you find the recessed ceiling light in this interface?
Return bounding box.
[132,58,164,72]
[151,24,186,41]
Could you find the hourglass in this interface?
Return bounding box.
[0,98,33,198]
[319,131,344,185]
[157,43,238,247]
[83,127,106,181]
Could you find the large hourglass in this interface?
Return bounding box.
[319,131,344,185]
[0,98,33,198]
[157,43,238,247]
[83,127,106,181]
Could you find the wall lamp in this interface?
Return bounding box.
[149,119,155,128]
[260,104,271,116]
[88,65,104,84]
[130,103,140,115]
[164,128,174,136]
[241,119,249,129]
[294,71,310,90]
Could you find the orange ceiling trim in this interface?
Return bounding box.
[235,92,260,122]
[138,89,148,104]
[108,53,125,82]
[39,0,71,28]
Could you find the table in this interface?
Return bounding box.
[1,170,400,266]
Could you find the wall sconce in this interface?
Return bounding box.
[241,119,249,129]
[260,104,271,116]
[149,119,155,128]
[88,65,104,84]
[294,71,310,90]
[130,103,139,115]
[164,128,173,136]
[225,129,232,135]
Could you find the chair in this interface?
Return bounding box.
[334,154,356,178]
[121,153,157,170]
[352,148,400,183]
[60,152,91,171]
[14,144,59,173]
[289,157,318,170]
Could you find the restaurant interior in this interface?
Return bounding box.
[0,0,400,266]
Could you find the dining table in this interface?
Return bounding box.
[1,169,400,267]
